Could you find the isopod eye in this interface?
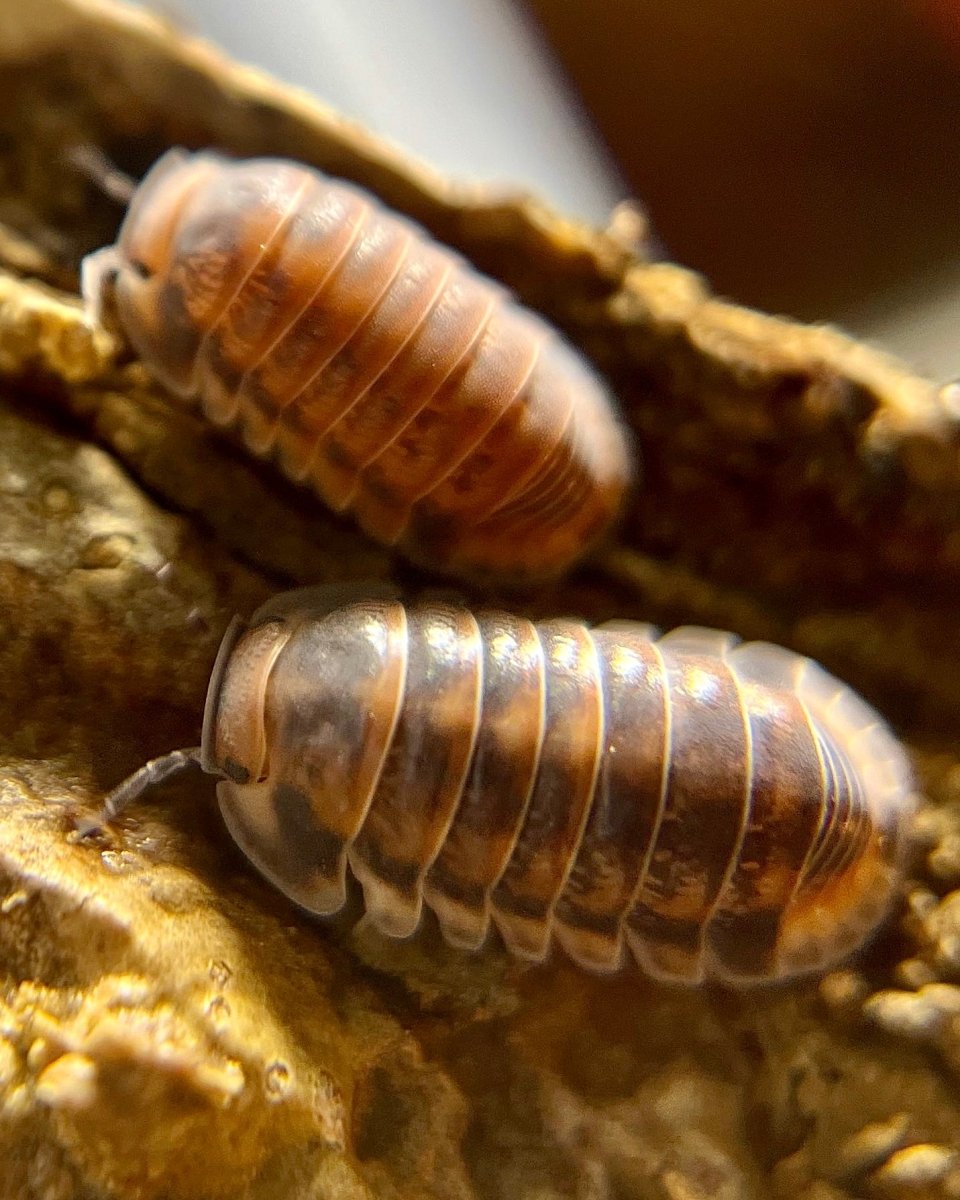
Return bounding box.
[128,257,154,280]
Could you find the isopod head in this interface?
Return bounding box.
[81,150,236,393]
[197,585,408,917]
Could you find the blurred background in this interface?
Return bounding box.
[155,0,960,378]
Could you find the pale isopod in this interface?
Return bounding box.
[81,151,633,581]
[98,586,916,986]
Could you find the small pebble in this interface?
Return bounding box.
[35,1052,98,1111]
[193,1058,245,1103]
[895,958,938,990]
[96,974,155,1009]
[871,1143,958,1189]
[26,1038,53,1072]
[835,1112,912,1179]
[78,532,133,569]
[928,838,960,883]
[820,970,870,1013]
[2,1083,30,1119]
[919,984,960,1015]
[936,932,960,974]
[906,887,940,922]
[863,990,945,1041]
[264,1060,291,1100]
[911,815,945,856]
[99,849,141,875]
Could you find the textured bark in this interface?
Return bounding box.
[0,2,959,1198]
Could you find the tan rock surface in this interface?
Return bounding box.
[0,2,959,1197]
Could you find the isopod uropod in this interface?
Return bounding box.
[99,586,916,986]
[81,151,633,581]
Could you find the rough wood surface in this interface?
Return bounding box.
[1,2,959,1198]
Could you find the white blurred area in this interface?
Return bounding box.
[844,272,960,382]
[156,0,627,223]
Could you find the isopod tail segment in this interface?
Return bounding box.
[93,585,917,987]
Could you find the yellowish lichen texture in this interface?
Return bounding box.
[0,1,959,1197]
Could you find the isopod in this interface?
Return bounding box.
[81,150,633,581]
[97,586,916,986]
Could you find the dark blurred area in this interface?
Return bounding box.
[526,0,960,371]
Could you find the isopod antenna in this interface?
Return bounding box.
[67,144,138,206]
[82,746,203,835]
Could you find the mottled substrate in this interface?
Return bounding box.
[0,1,959,1198]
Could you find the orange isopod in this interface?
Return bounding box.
[81,151,633,581]
[98,586,916,986]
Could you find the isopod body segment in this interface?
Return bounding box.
[108,587,915,986]
[81,151,633,581]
